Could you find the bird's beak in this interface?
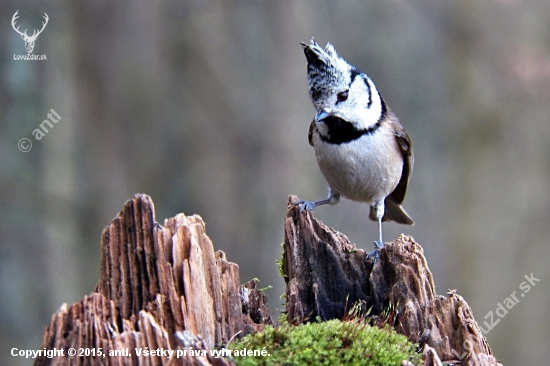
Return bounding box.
[315,110,330,123]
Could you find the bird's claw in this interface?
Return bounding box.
[367,249,379,263]
[367,241,384,263]
[295,200,316,214]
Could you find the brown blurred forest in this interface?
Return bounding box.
[1,1,549,365]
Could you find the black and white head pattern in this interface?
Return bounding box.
[302,38,386,142]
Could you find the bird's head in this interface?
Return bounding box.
[301,38,384,131]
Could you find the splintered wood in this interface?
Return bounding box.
[36,193,501,366]
[283,195,502,366]
[35,194,271,366]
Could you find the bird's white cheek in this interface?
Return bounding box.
[355,104,383,130]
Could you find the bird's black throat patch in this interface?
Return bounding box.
[318,116,382,145]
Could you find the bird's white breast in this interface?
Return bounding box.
[312,127,403,204]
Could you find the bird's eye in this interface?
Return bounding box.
[337,90,349,102]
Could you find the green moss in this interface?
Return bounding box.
[228,319,422,366]
[276,242,286,278]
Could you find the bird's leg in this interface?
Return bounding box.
[296,189,340,213]
[376,214,383,248]
[373,201,385,248]
[367,201,385,261]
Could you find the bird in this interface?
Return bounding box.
[296,38,414,255]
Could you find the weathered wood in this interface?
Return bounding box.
[36,193,502,365]
[283,195,501,366]
[35,194,272,366]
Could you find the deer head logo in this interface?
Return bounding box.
[12,11,49,54]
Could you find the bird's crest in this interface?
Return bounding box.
[301,38,354,105]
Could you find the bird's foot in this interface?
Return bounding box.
[367,241,384,263]
[367,248,379,262]
[295,200,316,214]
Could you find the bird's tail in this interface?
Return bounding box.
[369,199,414,225]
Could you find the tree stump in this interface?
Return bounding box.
[35,194,272,366]
[36,194,502,366]
[283,195,501,366]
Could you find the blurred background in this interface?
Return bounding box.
[1,0,549,364]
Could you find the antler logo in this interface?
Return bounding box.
[12,11,49,54]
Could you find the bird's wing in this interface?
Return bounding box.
[388,121,413,205]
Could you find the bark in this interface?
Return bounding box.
[35,194,272,366]
[283,195,502,366]
[36,193,502,366]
